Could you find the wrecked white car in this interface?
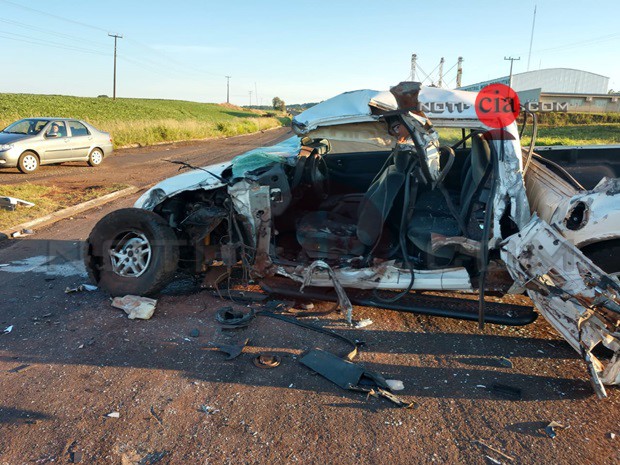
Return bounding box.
[85,83,620,397]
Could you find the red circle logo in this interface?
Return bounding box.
[475,83,520,128]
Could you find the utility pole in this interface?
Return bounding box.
[438,57,445,88]
[249,90,253,107]
[254,82,258,108]
[504,56,520,88]
[225,76,231,103]
[108,33,123,100]
[527,5,537,71]
[456,56,463,88]
[410,53,417,81]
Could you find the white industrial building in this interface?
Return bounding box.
[459,68,618,113]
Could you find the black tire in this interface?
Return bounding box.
[84,208,180,296]
[581,239,620,276]
[17,151,39,173]
[88,148,104,167]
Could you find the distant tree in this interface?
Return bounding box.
[97,94,109,98]
[272,96,286,112]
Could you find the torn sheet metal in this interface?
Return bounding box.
[501,216,620,397]
[300,260,354,323]
[278,261,472,292]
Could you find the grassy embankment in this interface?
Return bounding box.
[0,94,290,231]
[0,93,290,148]
[437,112,620,146]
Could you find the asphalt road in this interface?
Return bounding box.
[0,131,619,464]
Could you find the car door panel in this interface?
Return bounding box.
[501,216,620,398]
[67,121,93,159]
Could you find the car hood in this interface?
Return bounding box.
[0,132,33,144]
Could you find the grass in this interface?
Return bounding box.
[0,94,289,148]
[0,183,128,231]
[436,123,620,147]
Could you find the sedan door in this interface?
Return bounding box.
[41,121,72,161]
[66,120,93,159]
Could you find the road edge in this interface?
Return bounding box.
[0,186,141,242]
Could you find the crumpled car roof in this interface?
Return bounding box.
[292,85,481,134]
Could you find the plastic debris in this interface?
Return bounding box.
[545,421,568,439]
[609,432,616,440]
[65,284,98,294]
[385,379,405,391]
[210,339,249,360]
[0,196,35,211]
[355,318,373,329]
[105,411,120,418]
[111,295,157,320]
[498,356,513,368]
[2,325,13,334]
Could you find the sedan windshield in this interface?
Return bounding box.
[2,119,49,135]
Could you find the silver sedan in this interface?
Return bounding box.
[0,118,114,173]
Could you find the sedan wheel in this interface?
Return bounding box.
[88,148,104,167]
[17,151,39,173]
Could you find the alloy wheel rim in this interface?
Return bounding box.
[91,151,102,164]
[108,231,152,278]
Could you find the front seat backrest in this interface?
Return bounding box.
[459,133,491,222]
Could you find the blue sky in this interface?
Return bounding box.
[2,0,619,105]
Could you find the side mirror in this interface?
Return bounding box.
[45,133,59,138]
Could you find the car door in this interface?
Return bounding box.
[501,216,620,398]
[41,121,72,162]
[66,120,92,159]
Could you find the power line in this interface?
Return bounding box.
[0,30,108,56]
[0,0,110,32]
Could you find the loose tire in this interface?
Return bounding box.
[17,151,39,173]
[84,208,180,296]
[88,148,104,167]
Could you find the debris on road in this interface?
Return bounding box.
[355,318,373,329]
[149,406,163,426]
[385,379,405,391]
[253,353,281,369]
[199,405,219,415]
[609,432,616,440]
[2,325,13,334]
[215,306,255,327]
[8,364,30,373]
[210,338,249,360]
[498,356,513,368]
[0,196,35,211]
[214,290,268,303]
[545,421,569,439]
[65,284,98,294]
[300,348,413,407]
[111,295,157,320]
[189,328,200,338]
[11,229,34,238]
[472,439,515,462]
[105,411,120,418]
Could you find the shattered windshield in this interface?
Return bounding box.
[231,136,301,178]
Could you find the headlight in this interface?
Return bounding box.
[0,144,14,151]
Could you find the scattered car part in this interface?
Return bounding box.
[215,307,255,327]
[2,325,13,334]
[0,196,35,211]
[64,284,98,294]
[111,295,157,320]
[210,338,249,360]
[355,318,373,329]
[545,421,568,439]
[253,354,281,368]
[84,208,179,297]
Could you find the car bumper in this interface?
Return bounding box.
[0,148,21,168]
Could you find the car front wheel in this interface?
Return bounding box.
[84,208,180,296]
[17,151,39,173]
[88,148,104,167]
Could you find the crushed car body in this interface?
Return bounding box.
[85,82,620,397]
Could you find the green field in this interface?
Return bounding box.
[437,122,620,147]
[0,94,289,148]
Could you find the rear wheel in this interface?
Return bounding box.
[17,151,39,173]
[84,208,180,296]
[88,148,104,167]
